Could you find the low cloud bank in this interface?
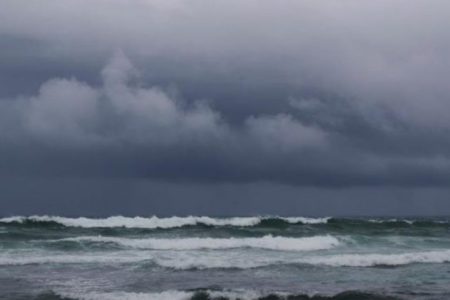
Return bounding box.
[1,52,450,186]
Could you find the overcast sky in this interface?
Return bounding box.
[1,0,450,216]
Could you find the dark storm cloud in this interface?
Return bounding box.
[2,0,450,187]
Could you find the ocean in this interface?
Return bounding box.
[0,216,449,300]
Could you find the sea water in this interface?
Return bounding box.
[0,216,449,299]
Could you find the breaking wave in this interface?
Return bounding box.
[0,215,329,229]
[46,289,401,300]
[0,252,148,266]
[304,250,450,267]
[55,235,340,251]
[148,249,450,270]
[2,249,450,269]
[1,215,448,231]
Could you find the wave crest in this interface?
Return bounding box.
[53,289,400,300]
[306,250,450,267]
[1,249,450,269]
[0,215,329,229]
[55,235,341,251]
[1,215,448,230]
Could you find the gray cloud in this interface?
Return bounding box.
[1,1,450,187]
[1,52,335,183]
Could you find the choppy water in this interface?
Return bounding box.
[0,215,450,299]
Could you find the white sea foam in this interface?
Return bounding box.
[0,215,329,228]
[2,249,450,269]
[0,252,149,266]
[304,250,450,267]
[57,289,274,300]
[151,249,450,270]
[0,215,257,228]
[59,235,340,251]
[59,290,194,300]
[367,218,414,224]
[152,253,275,270]
[281,217,330,224]
[0,249,276,269]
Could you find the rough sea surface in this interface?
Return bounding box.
[0,216,449,300]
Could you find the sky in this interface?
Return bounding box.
[1,0,450,216]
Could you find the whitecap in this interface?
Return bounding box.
[58,235,340,251]
[304,250,450,267]
[0,215,329,228]
[56,289,284,300]
[0,252,149,266]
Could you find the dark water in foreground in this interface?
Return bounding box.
[0,216,449,300]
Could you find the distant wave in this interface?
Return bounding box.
[54,235,341,251]
[49,289,400,300]
[1,216,448,231]
[0,253,147,266]
[56,290,256,300]
[151,249,450,270]
[2,249,450,269]
[305,250,450,267]
[0,215,330,228]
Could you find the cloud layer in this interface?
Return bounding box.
[2,0,450,186]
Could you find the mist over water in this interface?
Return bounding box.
[1,216,450,300]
